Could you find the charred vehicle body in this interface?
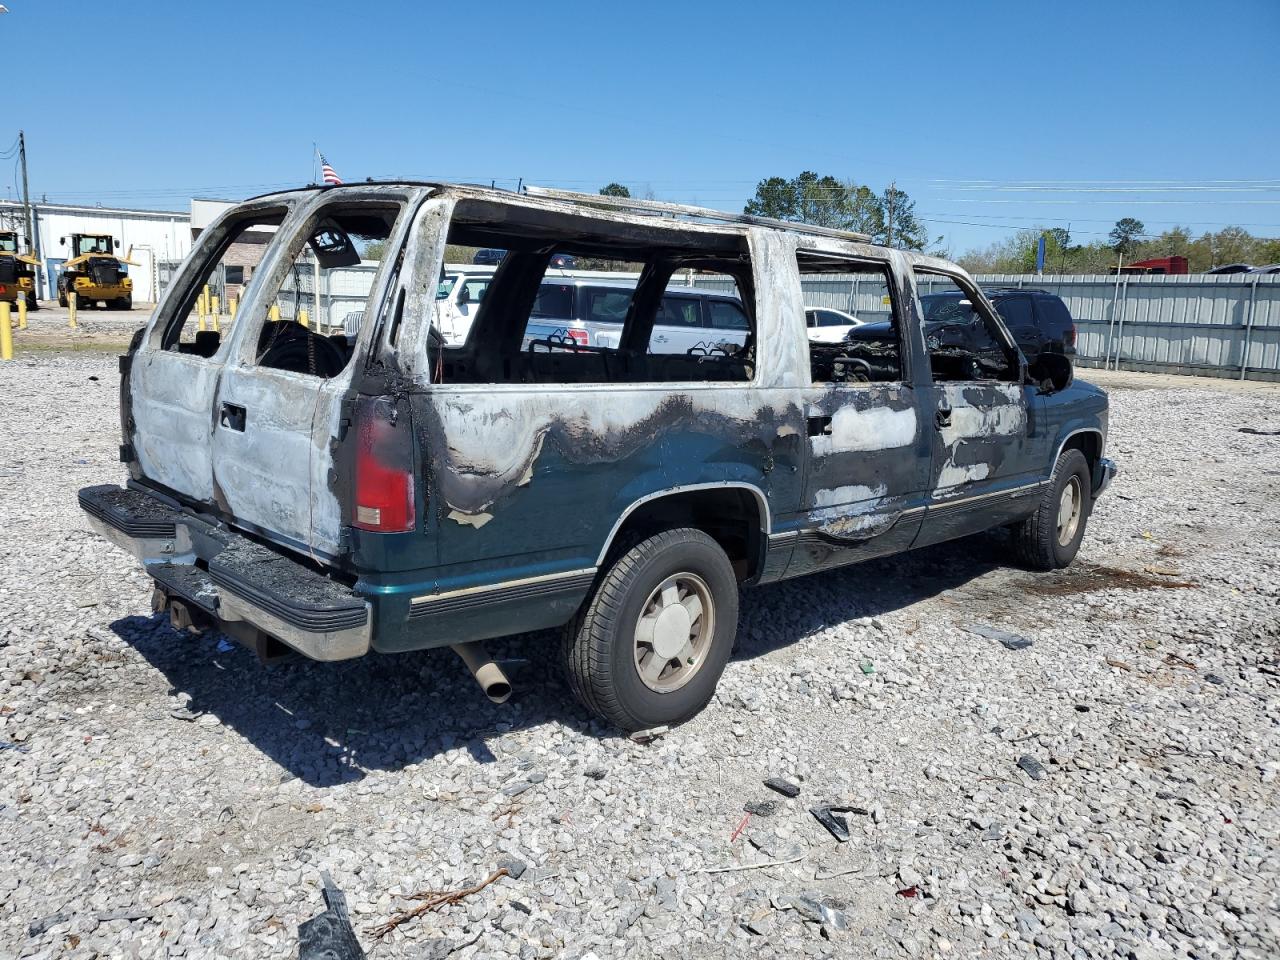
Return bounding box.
[79,182,1116,731]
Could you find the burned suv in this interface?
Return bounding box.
[80,182,1115,732]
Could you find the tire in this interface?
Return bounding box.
[562,528,738,732]
[1011,448,1092,571]
[57,287,67,308]
[25,292,37,311]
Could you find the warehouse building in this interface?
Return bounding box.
[0,199,191,303]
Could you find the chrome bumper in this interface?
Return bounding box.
[1094,458,1118,497]
[79,484,371,662]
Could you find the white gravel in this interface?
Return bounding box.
[1,353,1277,960]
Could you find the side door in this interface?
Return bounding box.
[912,268,1044,547]
[786,248,932,578]
[128,203,291,507]
[210,192,412,559]
[648,293,704,354]
[993,293,1043,361]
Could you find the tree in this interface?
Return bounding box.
[1109,218,1146,256]
[743,172,929,249]
[877,184,929,251]
[599,183,631,198]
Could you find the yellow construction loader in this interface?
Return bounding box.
[0,230,39,310]
[57,233,135,309]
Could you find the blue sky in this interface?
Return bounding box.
[3,0,1277,253]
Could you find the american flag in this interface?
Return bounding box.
[319,153,343,186]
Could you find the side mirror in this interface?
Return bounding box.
[59,237,66,246]
[1028,351,1073,394]
[456,285,470,305]
[114,239,120,249]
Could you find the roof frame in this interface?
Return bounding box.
[521,185,871,243]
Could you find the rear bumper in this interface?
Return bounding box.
[78,484,370,661]
[1094,457,1118,497]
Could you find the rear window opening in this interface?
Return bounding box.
[254,205,400,380]
[426,200,755,385]
[164,210,286,357]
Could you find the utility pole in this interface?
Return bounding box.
[18,130,33,254]
[885,181,896,248]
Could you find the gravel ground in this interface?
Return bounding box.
[0,353,1277,960]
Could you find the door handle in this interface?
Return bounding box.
[807,415,833,437]
[935,405,952,430]
[220,402,246,432]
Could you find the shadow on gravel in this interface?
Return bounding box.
[108,531,1011,787]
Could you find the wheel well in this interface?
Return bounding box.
[1062,431,1101,474]
[603,489,765,582]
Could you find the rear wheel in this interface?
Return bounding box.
[57,285,67,308]
[562,528,738,731]
[1011,448,1092,570]
[25,292,37,311]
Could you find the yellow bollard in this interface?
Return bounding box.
[17,296,27,330]
[211,295,219,316]
[229,296,238,319]
[0,303,12,360]
[298,309,309,331]
[269,304,280,323]
[68,291,77,328]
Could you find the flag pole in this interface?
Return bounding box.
[311,142,317,185]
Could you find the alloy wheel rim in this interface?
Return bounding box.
[633,573,714,694]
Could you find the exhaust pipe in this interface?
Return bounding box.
[450,642,512,704]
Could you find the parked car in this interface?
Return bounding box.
[521,278,751,354]
[434,265,496,343]
[917,287,1077,361]
[472,248,505,265]
[79,181,1115,733]
[805,306,863,342]
[1206,263,1253,275]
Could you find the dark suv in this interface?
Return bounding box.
[920,287,1077,361]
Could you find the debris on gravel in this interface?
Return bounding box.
[1,353,1277,959]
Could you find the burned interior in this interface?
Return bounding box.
[423,199,756,384]
[164,204,400,381]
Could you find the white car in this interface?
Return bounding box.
[435,264,497,343]
[805,306,863,342]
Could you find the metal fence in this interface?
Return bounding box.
[158,260,1280,382]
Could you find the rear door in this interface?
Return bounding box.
[787,249,932,578]
[129,203,291,507]
[209,192,413,558]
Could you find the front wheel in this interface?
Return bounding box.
[562,528,738,732]
[1010,448,1092,570]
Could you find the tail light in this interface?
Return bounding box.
[0,284,7,295]
[353,398,416,533]
[563,327,589,347]
[1065,323,1077,347]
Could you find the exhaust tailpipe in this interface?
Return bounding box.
[450,642,512,704]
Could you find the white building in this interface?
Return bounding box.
[0,199,191,303]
